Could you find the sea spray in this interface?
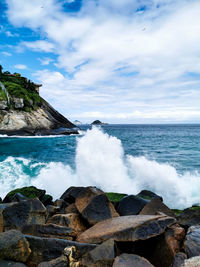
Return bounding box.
[1,127,200,209]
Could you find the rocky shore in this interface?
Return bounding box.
[0,186,200,267]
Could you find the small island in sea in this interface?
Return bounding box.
[0,66,78,136]
[91,120,108,125]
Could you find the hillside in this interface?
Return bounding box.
[0,67,78,136]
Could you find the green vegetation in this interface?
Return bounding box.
[189,206,200,210]
[4,186,45,201]
[106,192,127,202]
[0,65,43,111]
[172,209,183,216]
[0,89,6,101]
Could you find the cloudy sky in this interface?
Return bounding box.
[1,0,200,123]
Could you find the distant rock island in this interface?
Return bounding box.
[0,66,78,136]
[91,120,108,125]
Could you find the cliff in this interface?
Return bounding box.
[0,70,78,136]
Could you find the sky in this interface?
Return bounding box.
[0,0,200,124]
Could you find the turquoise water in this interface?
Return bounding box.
[1,124,200,208]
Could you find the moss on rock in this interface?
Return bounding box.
[106,192,127,202]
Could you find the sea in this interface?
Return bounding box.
[1,124,200,209]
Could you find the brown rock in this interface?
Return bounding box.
[139,198,175,217]
[0,198,47,232]
[21,223,76,240]
[149,224,185,267]
[77,215,176,244]
[75,187,119,225]
[47,213,86,235]
[117,195,148,216]
[113,254,154,267]
[65,203,79,214]
[0,230,31,263]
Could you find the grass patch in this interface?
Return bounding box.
[106,192,127,202]
[172,209,183,216]
[189,206,200,211]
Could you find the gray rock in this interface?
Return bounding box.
[0,230,31,262]
[25,235,97,266]
[113,254,154,267]
[184,225,200,258]
[117,195,148,216]
[0,100,7,110]
[137,190,163,201]
[81,239,116,266]
[13,98,24,109]
[0,260,27,267]
[38,255,68,267]
[172,252,187,267]
[0,198,47,232]
[177,208,200,227]
[11,193,28,202]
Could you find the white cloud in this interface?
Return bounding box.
[5,0,200,122]
[20,40,55,53]
[14,64,27,70]
[2,51,12,56]
[38,57,54,65]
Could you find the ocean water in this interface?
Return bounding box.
[1,124,200,209]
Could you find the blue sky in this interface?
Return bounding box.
[1,0,200,123]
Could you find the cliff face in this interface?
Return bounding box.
[0,72,78,136]
[0,100,78,136]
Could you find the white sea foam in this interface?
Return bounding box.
[1,127,200,208]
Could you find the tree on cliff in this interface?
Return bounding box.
[0,65,3,74]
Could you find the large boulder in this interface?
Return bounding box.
[74,187,119,225]
[0,198,47,232]
[149,224,185,267]
[177,207,200,227]
[21,224,76,240]
[0,230,31,262]
[77,215,176,244]
[13,98,24,109]
[117,195,148,216]
[139,198,175,217]
[47,213,86,236]
[113,254,154,267]
[25,235,97,266]
[80,239,116,267]
[184,225,200,258]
